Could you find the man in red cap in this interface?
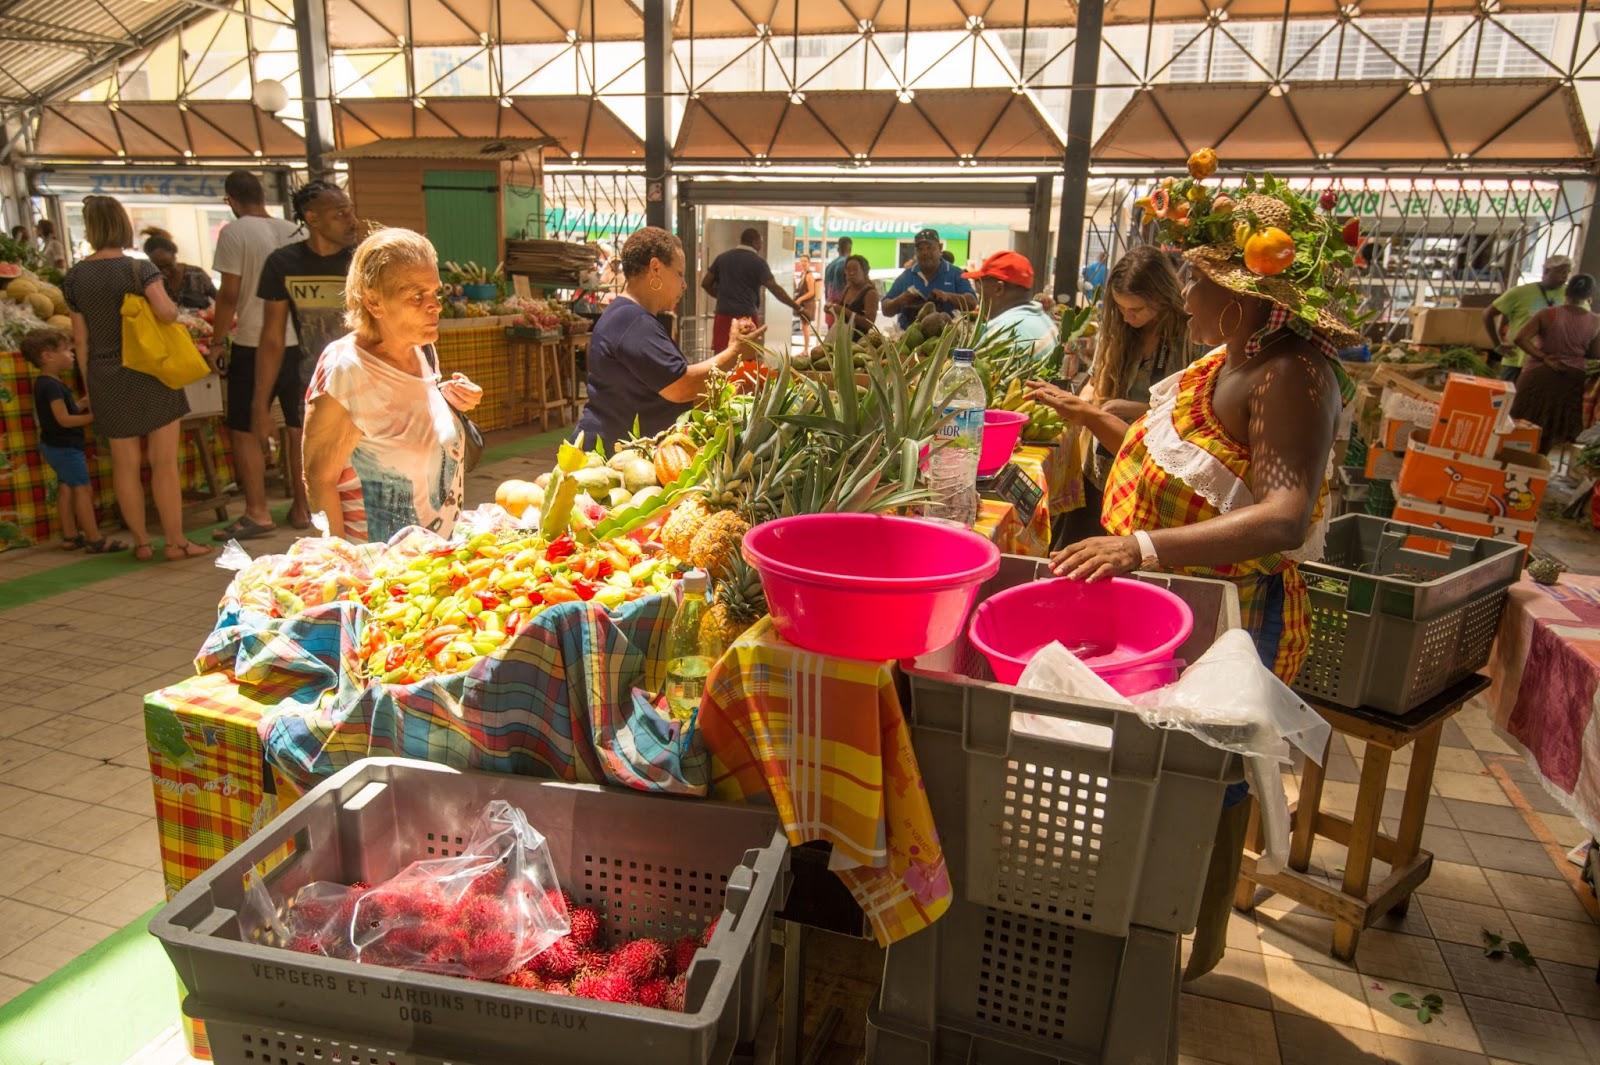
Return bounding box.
[965,250,1056,358]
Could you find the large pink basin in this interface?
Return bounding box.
[977,410,1028,477]
[968,577,1193,687]
[741,514,1002,661]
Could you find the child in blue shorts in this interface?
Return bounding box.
[22,328,124,553]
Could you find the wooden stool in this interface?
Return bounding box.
[182,415,232,523]
[565,334,588,415]
[1235,673,1489,960]
[531,339,570,430]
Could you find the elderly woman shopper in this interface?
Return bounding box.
[62,195,210,562]
[576,226,763,451]
[301,227,483,543]
[1027,158,1359,981]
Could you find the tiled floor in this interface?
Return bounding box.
[4,434,1600,1064]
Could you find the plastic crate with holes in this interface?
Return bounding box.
[150,758,789,1065]
[869,557,1243,1064]
[1292,513,1524,715]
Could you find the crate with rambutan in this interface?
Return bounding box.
[153,760,789,1065]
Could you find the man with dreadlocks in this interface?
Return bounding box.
[252,180,360,476]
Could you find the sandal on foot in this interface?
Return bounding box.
[85,537,127,555]
[213,515,278,542]
[59,534,88,551]
[133,542,155,562]
[165,541,213,561]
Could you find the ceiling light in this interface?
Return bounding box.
[566,29,579,43]
[857,19,874,33]
[755,23,770,37]
[1408,79,1430,94]
[1340,3,1361,15]
[896,88,915,104]
[177,101,189,112]
[967,15,984,31]
[182,149,194,158]
[252,149,263,157]
[1269,81,1289,96]
[396,34,406,46]
[788,90,805,105]
[569,150,581,160]
[116,148,126,157]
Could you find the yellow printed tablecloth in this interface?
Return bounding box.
[145,670,304,1059]
[699,616,951,946]
[973,445,1055,558]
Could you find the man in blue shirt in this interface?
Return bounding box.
[882,228,976,329]
[1083,251,1108,299]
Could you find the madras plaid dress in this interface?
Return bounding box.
[1102,343,1349,683]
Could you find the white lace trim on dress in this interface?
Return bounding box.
[1141,356,1256,515]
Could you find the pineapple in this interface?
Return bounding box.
[687,509,751,580]
[661,496,708,560]
[701,558,767,647]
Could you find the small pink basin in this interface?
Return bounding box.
[977,410,1028,478]
[968,577,1194,688]
[741,514,1002,661]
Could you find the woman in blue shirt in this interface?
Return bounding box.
[576,227,764,450]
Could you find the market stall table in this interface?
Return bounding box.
[1235,673,1489,960]
[1486,574,1600,838]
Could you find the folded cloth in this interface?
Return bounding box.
[698,617,952,946]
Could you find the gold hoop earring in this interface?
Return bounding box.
[1218,300,1243,336]
[648,276,663,292]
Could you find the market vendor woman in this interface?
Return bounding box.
[576,226,764,451]
[1027,158,1359,978]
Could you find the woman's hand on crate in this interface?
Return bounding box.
[1050,535,1141,583]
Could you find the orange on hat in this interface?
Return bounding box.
[963,250,1034,288]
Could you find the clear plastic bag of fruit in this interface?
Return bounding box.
[218,535,384,619]
[245,799,570,980]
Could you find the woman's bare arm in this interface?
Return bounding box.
[300,393,362,539]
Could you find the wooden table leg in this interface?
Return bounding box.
[1332,742,1393,960]
[1289,734,1330,874]
[1234,796,1263,911]
[190,422,230,522]
[1389,724,1442,917]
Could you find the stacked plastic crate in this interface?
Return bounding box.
[871,557,1242,1065]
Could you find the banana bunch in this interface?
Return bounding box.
[995,380,1067,443]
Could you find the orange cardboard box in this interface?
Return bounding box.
[1380,416,1423,451]
[1392,494,1535,548]
[1365,444,1403,481]
[1427,373,1516,456]
[1501,419,1542,454]
[1396,432,1549,523]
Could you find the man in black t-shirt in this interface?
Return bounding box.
[251,181,359,517]
[701,227,803,352]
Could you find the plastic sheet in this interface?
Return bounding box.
[246,800,570,981]
[1014,632,1330,876]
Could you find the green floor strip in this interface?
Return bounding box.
[0,905,175,1065]
[0,424,578,613]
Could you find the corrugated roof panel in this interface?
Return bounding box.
[0,0,193,103]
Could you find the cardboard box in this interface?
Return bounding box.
[1427,373,1516,456]
[1365,444,1403,481]
[1396,432,1549,523]
[1380,416,1422,451]
[1408,305,1495,349]
[1392,494,1535,548]
[1501,419,1542,454]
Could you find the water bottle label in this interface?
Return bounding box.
[938,406,985,450]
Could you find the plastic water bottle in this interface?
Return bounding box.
[664,570,718,724]
[927,348,986,527]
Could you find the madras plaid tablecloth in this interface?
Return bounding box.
[0,350,234,548]
[1487,574,1600,838]
[974,446,1053,558]
[145,669,306,1059]
[199,593,706,797]
[436,321,516,433]
[699,617,951,946]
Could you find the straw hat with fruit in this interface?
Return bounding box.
[1134,149,1365,349]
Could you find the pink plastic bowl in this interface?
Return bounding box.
[741,513,1002,661]
[977,410,1028,478]
[968,577,1194,687]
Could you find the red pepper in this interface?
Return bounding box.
[591,557,614,581]
[475,591,501,609]
[449,572,469,590]
[1342,217,1362,250]
[384,645,407,671]
[545,534,577,562]
[505,610,524,635]
[572,578,597,602]
[389,584,408,598]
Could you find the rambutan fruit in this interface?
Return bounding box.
[499,969,544,990]
[572,971,637,1004]
[465,927,520,978]
[664,976,688,1013]
[567,906,601,947]
[637,977,672,1009]
[669,935,700,976]
[608,938,667,984]
[530,937,583,981]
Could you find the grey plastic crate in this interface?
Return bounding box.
[1293,513,1525,714]
[897,557,1242,938]
[1333,466,1371,518]
[151,758,789,1065]
[865,897,1181,1065]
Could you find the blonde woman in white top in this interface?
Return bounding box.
[302,228,483,543]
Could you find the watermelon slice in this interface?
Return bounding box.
[0,262,20,279]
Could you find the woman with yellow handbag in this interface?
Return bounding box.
[62,195,211,562]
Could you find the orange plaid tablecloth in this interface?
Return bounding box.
[145,670,303,1059]
[699,617,951,946]
[974,446,1054,558]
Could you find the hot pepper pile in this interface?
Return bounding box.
[356,527,681,684]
